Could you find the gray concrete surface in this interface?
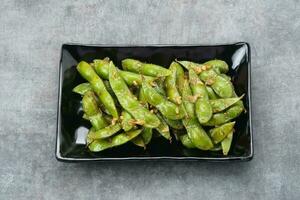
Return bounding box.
[0,0,299,199]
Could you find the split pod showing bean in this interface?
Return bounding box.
[73,58,245,155]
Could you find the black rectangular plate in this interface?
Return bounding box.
[56,43,253,162]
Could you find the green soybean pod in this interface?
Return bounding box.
[206,86,244,126]
[109,61,160,128]
[176,60,210,74]
[203,104,243,126]
[88,129,142,152]
[210,95,244,113]
[199,69,233,98]
[82,91,108,130]
[88,139,111,152]
[204,59,229,74]
[88,114,108,131]
[72,83,92,95]
[122,58,171,77]
[141,81,185,120]
[189,69,212,124]
[175,64,195,119]
[221,130,234,155]
[140,86,171,140]
[183,118,214,150]
[138,86,148,104]
[120,71,156,86]
[131,136,146,149]
[82,91,99,116]
[180,78,195,119]
[165,62,182,105]
[206,86,218,100]
[94,59,156,86]
[180,134,195,149]
[209,121,235,144]
[174,60,186,89]
[93,58,110,79]
[141,128,153,145]
[121,111,134,132]
[87,123,122,139]
[77,61,119,118]
[177,61,205,119]
[177,60,232,98]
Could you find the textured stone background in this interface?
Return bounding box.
[0,0,299,199]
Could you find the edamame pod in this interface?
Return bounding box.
[180,134,195,149]
[119,71,156,86]
[141,128,153,145]
[82,91,99,116]
[72,83,92,95]
[88,114,108,131]
[209,121,235,144]
[77,61,119,118]
[204,59,229,74]
[165,62,182,105]
[221,130,233,155]
[176,60,211,74]
[88,129,142,152]
[121,111,134,132]
[87,123,122,139]
[177,60,233,98]
[199,69,233,98]
[93,58,110,79]
[205,90,245,126]
[131,136,146,149]
[203,104,243,126]
[109,61,160,128]
[183,118,214,150]
[179,78,195,119]
[206,86,218,100]
[142,81,185,120]
[164,62,187,119]
[94,59,156,86]
[175,63,195,119]
[122,58,171,77]
[174,61,185,89]
[210,95,244,113]
[189,69,212,123]
[82,91,108,130]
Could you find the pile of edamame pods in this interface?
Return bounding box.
[73,58,244,155]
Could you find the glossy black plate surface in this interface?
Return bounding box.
[56,43,253,162]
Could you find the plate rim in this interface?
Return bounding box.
[55,42,253,162]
